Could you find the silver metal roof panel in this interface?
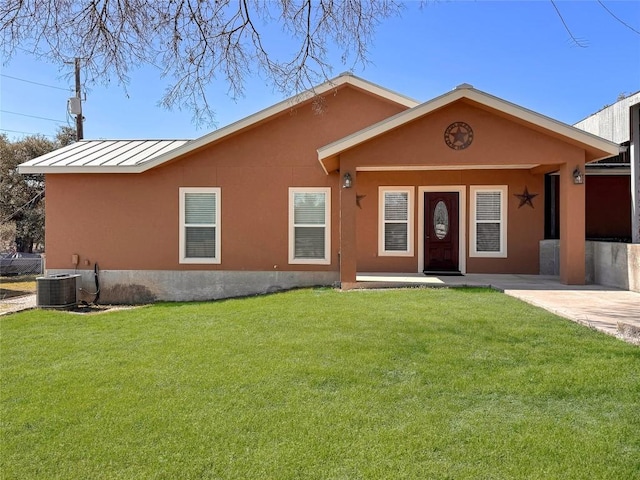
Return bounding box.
[19,139,189,173]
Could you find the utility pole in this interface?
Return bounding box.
[66,58,84,140]
[74,57,84,140]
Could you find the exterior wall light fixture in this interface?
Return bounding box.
[572,166,584,185]
[343,172,353,189]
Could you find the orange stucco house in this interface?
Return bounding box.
[20,74,620,303]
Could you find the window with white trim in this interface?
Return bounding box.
[289,187,331,264]
[179,187,221,264]
[470,186,507,258]
[378,187,414,256]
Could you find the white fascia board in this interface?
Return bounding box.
[133,74,419,173]
[345,75,419,108]
[462,89,621,156]
[19,74,419,175]
[19,164,145,174]
[318,90,465,160]
[318,87,621,162]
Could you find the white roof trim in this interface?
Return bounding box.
[357,164,538,172]
[19,74,418,174]
[125,75,418,174]
[318,86,621,163]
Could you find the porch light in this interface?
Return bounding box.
[572,166,584,185]
[342,172,353,189]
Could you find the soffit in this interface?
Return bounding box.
[317,86,621,173]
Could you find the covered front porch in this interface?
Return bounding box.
[318,84,620,288]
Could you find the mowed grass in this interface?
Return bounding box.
[1,288,639,479]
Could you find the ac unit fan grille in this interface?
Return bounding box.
[37,275,80,309]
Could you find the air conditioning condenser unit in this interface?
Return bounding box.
[37,274,80,309]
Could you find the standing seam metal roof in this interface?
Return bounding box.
[19,139,189,170]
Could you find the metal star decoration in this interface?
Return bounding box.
[356,193,366,209]
[514,186,538,209]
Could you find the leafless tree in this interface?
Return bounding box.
[0,0,404,125]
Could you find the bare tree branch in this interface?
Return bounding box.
[0,0,396,125]
[549,0,588,48]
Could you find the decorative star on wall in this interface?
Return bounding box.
[356,193,367,209]
[514,186,538,209]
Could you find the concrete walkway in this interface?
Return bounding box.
[0,293,36,316]
[356,273,640,344]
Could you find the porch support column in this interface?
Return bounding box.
[559,159,586,284]
[340,165,357,289]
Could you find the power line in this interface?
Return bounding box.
[1,110,67,123]
[1,74,71,92]
[597,0,640,36]
[0,128,57,138]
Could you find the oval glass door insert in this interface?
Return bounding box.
[433,201,449,239]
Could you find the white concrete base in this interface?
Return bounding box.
[46,269,340,304]
[589,242,640,293]
[539,240,560,276]
[540,240,640,292]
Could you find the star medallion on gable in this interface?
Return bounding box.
[444,122,474,150]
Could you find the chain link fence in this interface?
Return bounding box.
[0,255,43,276]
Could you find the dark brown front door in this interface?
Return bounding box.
[424,192,459,272]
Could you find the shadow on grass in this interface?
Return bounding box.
[0,288,33,300]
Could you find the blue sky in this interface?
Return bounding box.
[1,0,639,141]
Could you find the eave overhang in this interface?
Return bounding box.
[19,73,419,175]
[317,85,622,174]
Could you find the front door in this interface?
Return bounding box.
[424,192,459,273]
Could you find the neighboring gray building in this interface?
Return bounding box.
[574,92,640,243]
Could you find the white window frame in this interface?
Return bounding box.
[469,185,508,258]
[179,187,221,264]
[378,186,414,257]
[288,187,331,265]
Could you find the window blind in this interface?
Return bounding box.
[475,191,502,253]
[292,190,327,261]
[183,190,218,260]
[383,191,409,251]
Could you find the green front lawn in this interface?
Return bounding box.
[1,288,638,479]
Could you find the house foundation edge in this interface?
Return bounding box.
[46,269,340,304]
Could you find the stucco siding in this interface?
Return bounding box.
[338,102,585,170]
[352,170,545,275]
[42,84,599,286]
[44,85,407,273]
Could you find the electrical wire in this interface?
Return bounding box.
[0,128,57,138]
[1,109,67,123]
[1,74,72,92]
[597,0,640,36]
